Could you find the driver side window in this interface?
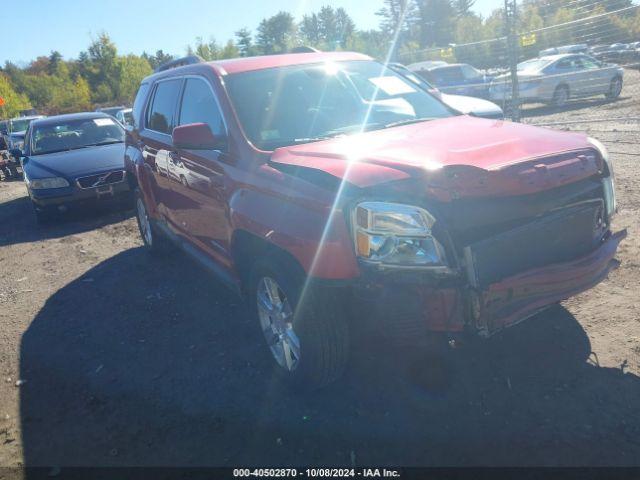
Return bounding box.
[178,78,226,138]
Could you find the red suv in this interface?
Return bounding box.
[126,52,625,389]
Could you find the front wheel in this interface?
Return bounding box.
[33,204,52,224]
[605,77,622,100]
[552,85,569,108]
[249,258,349,390]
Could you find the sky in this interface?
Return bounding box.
[0,0,504,65]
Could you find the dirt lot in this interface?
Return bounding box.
[0,71,639,469]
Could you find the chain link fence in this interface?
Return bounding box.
[397,1,640,139]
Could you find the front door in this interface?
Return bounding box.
[167,76,233,268]
[139,78,183,220]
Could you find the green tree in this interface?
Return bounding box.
[415,0,456,46]
[256,11,297,54]
[235,28,255,57]
[300,13,321,45]
[219,40,240,59]
[142,50,174,69]
[116,55,153,102]
[47,51,63,75]
[0,74,32,117]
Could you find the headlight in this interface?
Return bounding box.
[352,201,447,267]
[588,137,616,220]
[29,177,70,190]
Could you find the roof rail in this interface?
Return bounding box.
[289,46,321,54]
[155,55,204,73]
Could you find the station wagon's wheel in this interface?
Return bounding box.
[552,85,569,108]
[606,77,622,100]
[134,188,173,255]
[249,257,349,390]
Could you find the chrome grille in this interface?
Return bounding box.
[76,170,125,189]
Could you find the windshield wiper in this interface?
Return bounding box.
[292,133,346,143]
[382,117,436,129]
[84,140,124,147]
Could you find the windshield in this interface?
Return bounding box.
[518,58,551,71]
[225,60,452,150]
[10,119,32,132]
[31,117,124,155]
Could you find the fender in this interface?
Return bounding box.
[228,183,360,280]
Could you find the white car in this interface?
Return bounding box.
[115,108,134,126]
[489,53,624,107]
[391,63,503,119]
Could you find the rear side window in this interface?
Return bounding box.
[131,83,149,128]
[146,79,182,134]
[178,78,226,137]
[432,67,464,85]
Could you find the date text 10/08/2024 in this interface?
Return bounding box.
[233,468,401,478]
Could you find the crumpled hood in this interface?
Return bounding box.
[24,143,125,180]
[270,116,602,200]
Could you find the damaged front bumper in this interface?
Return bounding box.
[353,229,626,340]
[472,229,626,336]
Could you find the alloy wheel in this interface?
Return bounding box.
[256,276,301,371]
[136,198,153,246]
[554,87,568,107]
[610,78,622,98]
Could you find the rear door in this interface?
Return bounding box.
[576,55,611,94]
[167,76,233,268]
[139,78,183,220]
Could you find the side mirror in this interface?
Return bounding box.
[9,149,23,159]
[172,123,224,150]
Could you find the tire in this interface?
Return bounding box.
[33,204,52,224]
[134,188,174,256]
[552,85,569,108]
[249,257,349,390]
[605,76,622,100]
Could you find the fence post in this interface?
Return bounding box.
[504,0,520,122]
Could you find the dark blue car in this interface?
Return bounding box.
[411,63,493,99]
[13,112,131,222]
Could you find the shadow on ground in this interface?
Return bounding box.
[18,247,640,468]
[0,193,133,247]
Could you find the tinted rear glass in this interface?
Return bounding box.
[147,80,181,134]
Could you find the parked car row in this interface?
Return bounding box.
[490,53,624,107]
[589,42,640,66]
[0,115,45,179]
[407,40,634,107]
[6,51,624,390]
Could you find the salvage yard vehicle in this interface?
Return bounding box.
[115,108,134,126]
[410,63,494,98]
[12,112,131,222]
[489,53,624,107]
[2,116,45,178]
[390,63,503,119]
[95,105,128,120]
[127,52,624,389]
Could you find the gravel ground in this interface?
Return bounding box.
[0,70,638,470]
